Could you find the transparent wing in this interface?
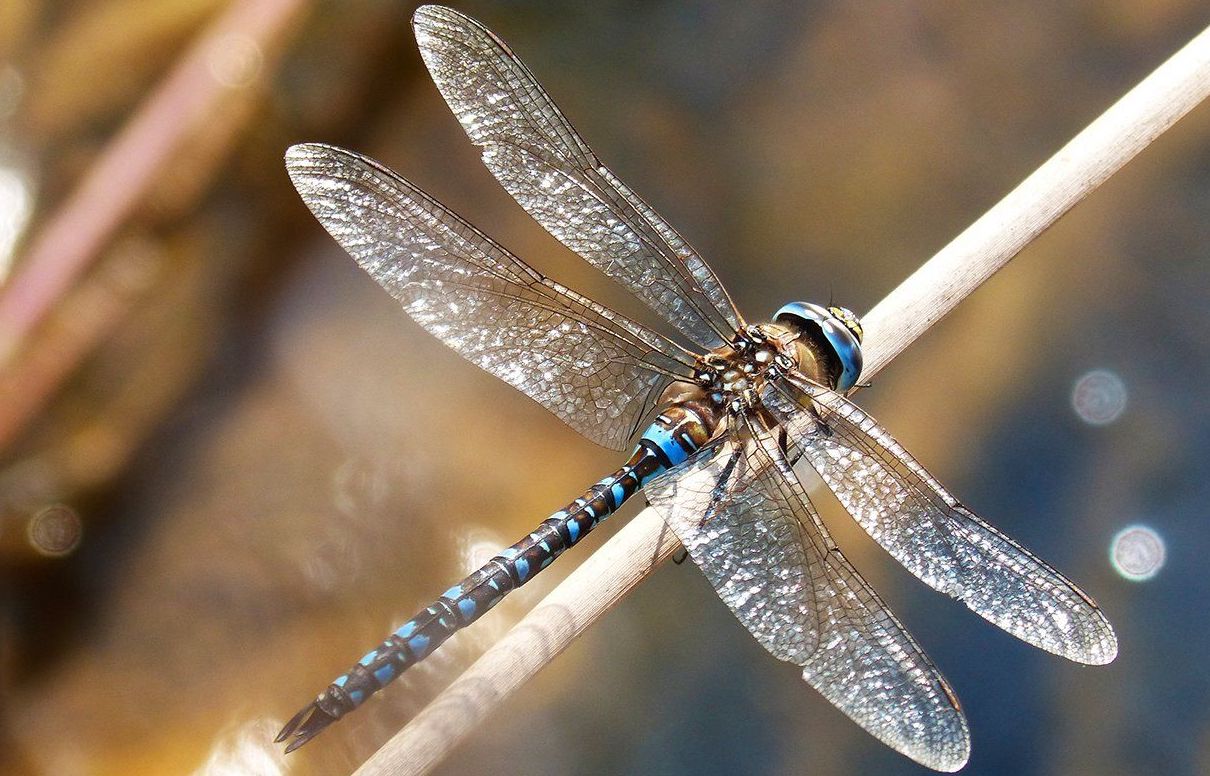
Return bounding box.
[412,5,744,351]
[286,143,698,451]
[763,374,1118,665]
[645,415,970,771]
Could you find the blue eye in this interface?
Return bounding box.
[827,305,864,343]
[773,301,864,392]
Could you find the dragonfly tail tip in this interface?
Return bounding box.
[277,701,338,752]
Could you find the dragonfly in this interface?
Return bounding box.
[276,5,1117,770]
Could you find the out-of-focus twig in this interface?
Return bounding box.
[0,242,152,463]
[0,0,308,451]
[0,0,306,369]
[0,231,214,562]
[352,21,1210,776]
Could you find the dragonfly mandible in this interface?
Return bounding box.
[276,5,1117,770]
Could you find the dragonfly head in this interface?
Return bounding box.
[773,302,864,392]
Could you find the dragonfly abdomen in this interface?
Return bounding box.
[277,402,716,751]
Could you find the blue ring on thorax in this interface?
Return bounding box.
[641,418,691,467]
[774,301,863,392]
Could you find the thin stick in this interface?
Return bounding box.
[0,0,307,369]
[353,23,1210,776]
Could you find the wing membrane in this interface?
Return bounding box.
[645,416,970,771]
[412,5,743,350]
[286,143,697,450]
[763,374,1118,665]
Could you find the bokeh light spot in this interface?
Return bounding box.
[1110,524,1165,582]
[332,457,391,518]
[459,529,505,573]
[192,718,284,776]
[207,33,263,88]
[1071,369,1127,426]
[27,504,83,557]
[0,165,33,282]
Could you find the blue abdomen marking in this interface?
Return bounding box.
[642,420,690,467]
[290,425,698,736]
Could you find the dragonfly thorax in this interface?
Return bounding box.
[773,301,864,392]
[691,325,798,412]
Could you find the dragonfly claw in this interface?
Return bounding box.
[277,701,338,753]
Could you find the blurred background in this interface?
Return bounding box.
[1,1,1208,774]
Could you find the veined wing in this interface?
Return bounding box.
[763,374,1118,665]
[286,143,697,451]
[644,414,970,772]
[412,5,744,351]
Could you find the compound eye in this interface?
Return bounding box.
[827,305,864,343]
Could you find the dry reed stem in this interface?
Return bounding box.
[353,22,1210,776]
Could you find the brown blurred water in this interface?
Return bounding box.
[2,2,1209,775]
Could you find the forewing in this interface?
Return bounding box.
[645,418,970,771]
[763,375,1118,665]
[286,143,696,451]
[412,5,744,350]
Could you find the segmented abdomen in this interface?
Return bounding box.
[278,402,716,749]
